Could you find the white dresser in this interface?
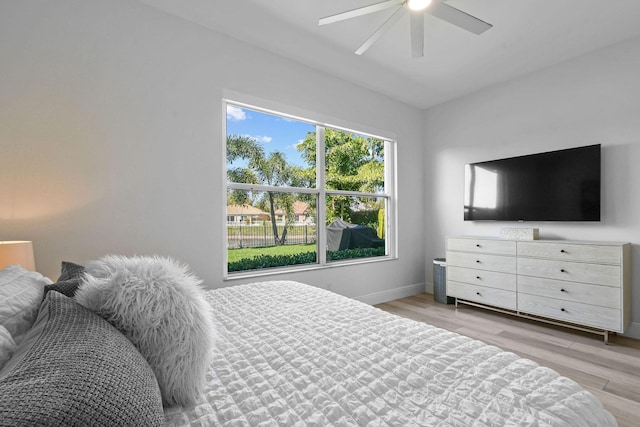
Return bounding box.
[446,236,631,343]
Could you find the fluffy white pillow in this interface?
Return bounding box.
[74,255,215,407]
[0,264,52,345]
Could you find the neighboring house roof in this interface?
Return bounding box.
[275,201,310,216]
[228,201,310,217]
[226,204,268,216]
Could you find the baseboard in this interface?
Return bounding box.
[623,322,640,340]
[356,283,425,305]
[424,282,434,295]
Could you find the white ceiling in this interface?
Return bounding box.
[137,0,640,109]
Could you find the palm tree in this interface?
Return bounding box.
[226,135,298,245]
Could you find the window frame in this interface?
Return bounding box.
[223,99,397,279]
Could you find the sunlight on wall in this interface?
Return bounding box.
[0,183,98,221]
[0,93,104,221]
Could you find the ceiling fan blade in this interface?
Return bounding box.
[409,11,424,58]
[355,5,404,55]
[428,2,492,35]
[319,0,403,26]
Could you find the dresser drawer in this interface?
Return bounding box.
[518,294,621,332]
[517,242,621,265]
[447,266,516,292]
[447,238,516,255]
[517,276,620,309]
[448,281,517,310]
[447,251,516,274]
[517,257,620,287]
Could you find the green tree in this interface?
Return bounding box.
[298,128,385,223]
[227,135,300,245]
[377,208,385,239]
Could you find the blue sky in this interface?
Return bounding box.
[226,104,315,168]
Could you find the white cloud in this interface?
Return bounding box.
[243,134,272,144]
[226,105,246,121]
[255,135,272,143]
[287,140,304,151]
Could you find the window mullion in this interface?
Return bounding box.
[325,189,388,199]
[385,139,397,258]
[227,182,318,194]
[316,125,327,265]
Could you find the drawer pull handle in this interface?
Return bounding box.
[561,308,566,312]
[476,260,481,263]
[476,244,481,247]
[560,249,566,253]
[476,292,481,296]
[560,269,566,273]
[476,276,481,280]
[560,288,566,293]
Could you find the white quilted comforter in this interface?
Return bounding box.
[163,281,616,426]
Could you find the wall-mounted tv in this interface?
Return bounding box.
[464,144,601,221]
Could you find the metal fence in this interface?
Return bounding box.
[227,224,317,249]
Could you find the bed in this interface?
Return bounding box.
[165,281,616,426]
[0,261,617,426]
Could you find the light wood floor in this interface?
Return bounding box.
[375,293,640,427]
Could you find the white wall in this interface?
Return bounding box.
[0,0,425,302]
[423,35,640,337]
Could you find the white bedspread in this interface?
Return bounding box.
[164,281,616,426]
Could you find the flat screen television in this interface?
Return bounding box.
[464,144,601,221]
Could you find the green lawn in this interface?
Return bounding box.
[227,243,317,263]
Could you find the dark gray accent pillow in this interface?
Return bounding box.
[44,261,86,298]
[57,261,85,282]
[0,292,164,427]
[43,279,82,298]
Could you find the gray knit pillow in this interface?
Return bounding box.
[44,261,86,299]
[0,292,164,426]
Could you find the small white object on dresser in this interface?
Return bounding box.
[499,227,539,240]
[446,236,631,344]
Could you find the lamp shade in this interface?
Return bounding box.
[0,241,36,271]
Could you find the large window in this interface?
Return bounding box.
[225,101,395,276]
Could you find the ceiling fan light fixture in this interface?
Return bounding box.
[319,0,492,57]
[407,0,432,11]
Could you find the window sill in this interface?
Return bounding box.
[224,255,398,281]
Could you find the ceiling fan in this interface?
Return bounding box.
[319,0,492,58]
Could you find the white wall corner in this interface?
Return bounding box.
[424,281,434,295]
[356,283,425,305]
[623,322,640,340]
